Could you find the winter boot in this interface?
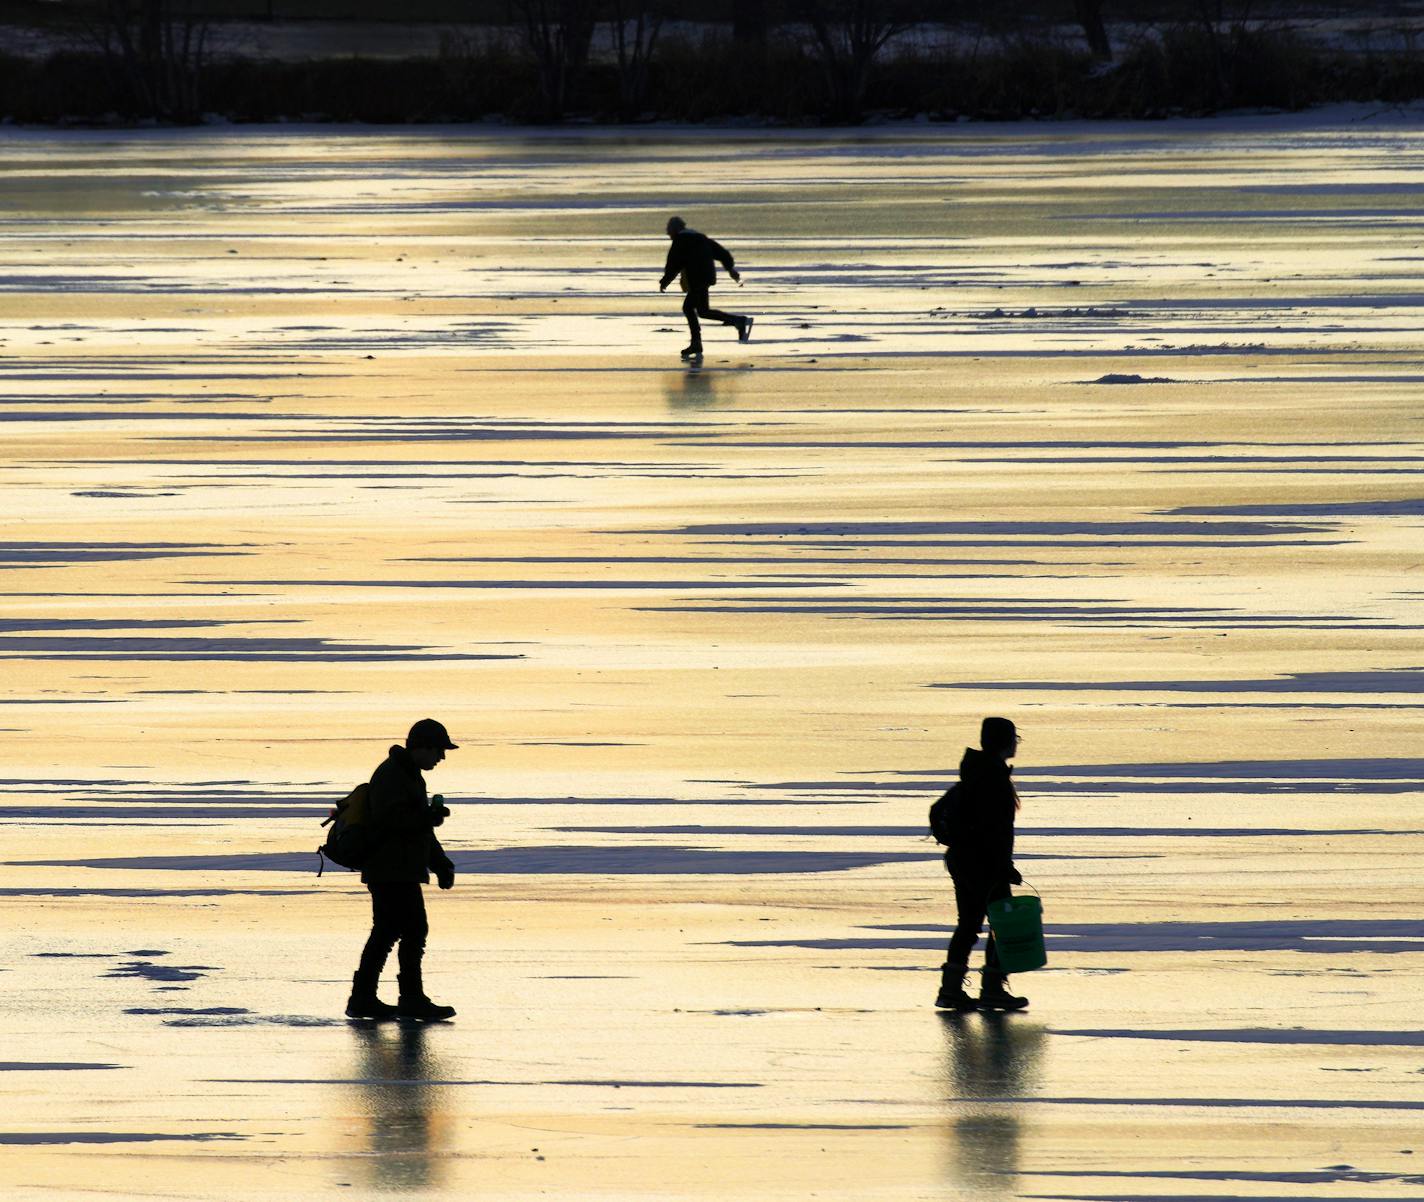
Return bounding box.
[978,969,1028,1011]
[345,972,398,1020]
[397,973,456,1022]
[934,962,976,1011]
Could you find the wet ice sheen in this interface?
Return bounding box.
[0,115,1421,1199]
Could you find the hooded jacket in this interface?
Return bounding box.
[660,229,736,291]
[951,746,1018,883]
[360,745,454,885]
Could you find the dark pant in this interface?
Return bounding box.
[682,285,740,347]
[357,882,428,995]
[945,856,1010,972]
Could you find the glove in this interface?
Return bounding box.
[428,803,449,828]
[1007,864,1023,886]
[436,865,455,890]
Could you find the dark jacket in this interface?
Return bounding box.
[660,229,736,291]
[360,745,454,885]
[948,747,1017,884]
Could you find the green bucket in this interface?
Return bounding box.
[986,892,1047,974]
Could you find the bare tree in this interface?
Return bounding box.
[1188,0,1263,102]
[511,0,602,121]
[609,0,667,120]
[796,0,916,122]
[74,0,211,121]
[1073,0,1111,61]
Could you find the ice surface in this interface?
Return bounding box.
[0,116,1420,1200]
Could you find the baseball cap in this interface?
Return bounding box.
[406,718,458,750]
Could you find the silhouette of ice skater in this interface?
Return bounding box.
[347,718,459,1022]
[658,215,753,360]
[934,717,1030,1012]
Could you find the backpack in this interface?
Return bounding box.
[317,783,372,876]
[929,782,970,847]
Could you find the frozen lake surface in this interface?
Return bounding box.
[1,113,1422,1200]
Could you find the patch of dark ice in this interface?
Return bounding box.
[642,599,1387,630]
[1013,758,1424,779]
[1169,498,1424,516]
[735,759,1424,796]
[1052,1029,1424,1047]
[1022,1194,1420,1202]
[657,536,1348,549]
[0,1062,122,1071]
[965,454,1424,466]
[2,805,364,820]
[103,959,217,983]
[29,951,119,958]
[0,1131,245,1144]
[0,699,122,706]
[1245,181,1424,194]
[934,670,1424,694]
[1026,1167,1424,1184]
[192,578,841,591]
[0,410,281,422]
[645,520,1330,538]
[0,541,241,566]
[1075,206,1424,221]
[731,919,1424,955]
[0,634,521,661]
[951,1096,1424,1110]
[73,490,181,498]
[125,1007,248,1016]
[162,1014,343,1027]
[0,619,289,632]
[995,778,1424,795]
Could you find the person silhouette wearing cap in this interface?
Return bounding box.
[347,718,459,1022]
[936,717,1029,1012]
[658,215,753,361]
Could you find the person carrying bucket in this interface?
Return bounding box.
[934,717,1030,1012]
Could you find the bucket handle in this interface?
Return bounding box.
[987,877,1040,907]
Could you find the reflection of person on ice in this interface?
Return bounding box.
[936,717,1030,1013]
[658,215,753,360]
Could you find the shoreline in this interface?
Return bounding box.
[3,101,1423,139]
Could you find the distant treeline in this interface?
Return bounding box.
[3,1,1424,124]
